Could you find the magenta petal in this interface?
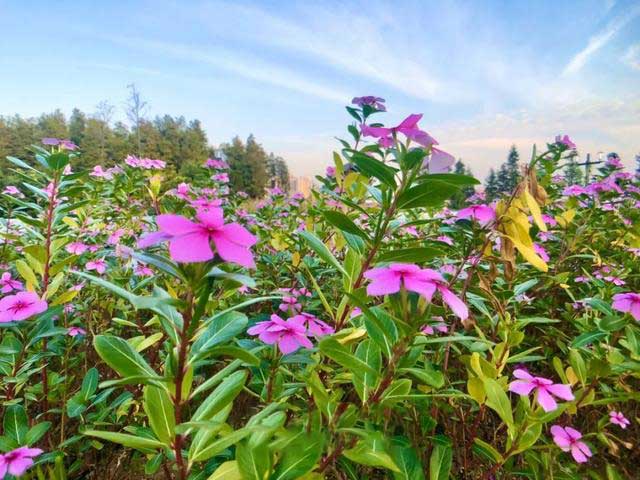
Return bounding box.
[156,214,199,235]
[439,287,468,320]
[195,208,224,228]
[570,444,589,463]
[508,380,536,396]
[7,457,34,476]
[218,223,257,247]
[536,388,558,412]
[211,232,255,268]
[547,383,574,401]
[366,273,401,296]
[169,233,214,263]
[278,334,301,354]
[428,147,455,172]
[396,113,423,130]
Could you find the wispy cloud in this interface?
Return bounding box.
[562,5,640,75]
[95,34,351,104]
[622,43,640,70]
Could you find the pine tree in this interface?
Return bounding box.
[449,160,475,208]
[496,163,510,194]
[485,168,499,201]
[505,145,520,191]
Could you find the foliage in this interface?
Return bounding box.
[0,97,638,480]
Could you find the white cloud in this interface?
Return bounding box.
[622,43,640,70]
[97,34,351,104]
[563,5,640,75]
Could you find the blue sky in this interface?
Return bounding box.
[1,0,639,178]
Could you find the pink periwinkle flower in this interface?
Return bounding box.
[0,291,48,322]
[533,243,550,262]
[205,158,228,169]
[421,318,448,335]
[0,446,44,477]
[424,147,455,173]
[361,114,438,148]
[67,326,87,337]
[612,292,640,321]
[2,185,24,197]
[609,411,630,429]
[550,425,592,463]
[86,259,107,275]
[436,235,454,246]
[364,264,468,320]
[279,296,302,314]
[326,166,336,177]
[90,165,113,180]
[0,272,23,293]
[297,312,334,337]
[66,242,88,255]
[457,204,496,223]
[134,264,154,276]
[247,314,313,354]
[555,135,576,150]
[138,208,257,267]
[352,96,386,111]
[508,369,574,412]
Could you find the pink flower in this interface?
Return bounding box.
[297,312,334,337]
[108,229,126,245]
[2,185,23,197]
[555,135,576,150]
[508,369,574,412]
[422,319,448,335]
[609,411,630,429]
[0,446,43,477]
[612,292,640,321]
[352,96,386,111]
[279,296,302,314]
[0,291,48,322]
[134,264,154,276]
[550,426,592,463]
[67,326,87,337]
[457,204,496,223]
[361,114,438,148]
[66,242,88,255]
[139,208,257,267]
[86,259,107,274]
[533,243,550,262]
[0,272,23,293]
[124,155,142,167]
[424,147,455,173]
[90,165,113,179]
[436,235,454,246]
[205,158,228,169]
[364,264,468,319]
[326,166,336,177]
[247,314,313,354]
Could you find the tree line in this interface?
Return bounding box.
[0,86,289,197]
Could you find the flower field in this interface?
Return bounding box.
[0,97,638,479]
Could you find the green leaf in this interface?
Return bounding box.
[299,231,347,277]
[353,340,381,403]
[381,379,412,406]
[350,152,398,188]
[26,422,51,445]
[83,430,165,451]
[397,180,460,210]
[236,439,272,480]
[47,152,70,170]
[318,337,378,379]
[81,368,99,401]
[192,370,247,422]
[93,335,157,379]
[190,427,251,462]
[482,378,514,429]
[271,430,324,480]
[378,247,443,264]
[344,438,400,473]
[4,405,28,444]
[429,436,452,480]
[571,331,607,348]
[192,312,248,359]
[207,461,243,480]
[419,173,479,186]
[143,386,175,445]
[323,210,369,241]
[390,437,425,480]
[472,438,504,463]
